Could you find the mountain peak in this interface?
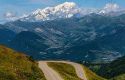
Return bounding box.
[19,2,124,22]
[55,2,76,9]
[20,2,80,22]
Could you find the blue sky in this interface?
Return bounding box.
[0,0,125,23]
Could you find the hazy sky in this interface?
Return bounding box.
[0,0,125,23]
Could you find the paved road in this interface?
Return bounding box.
[63,61,88,80]
[38,61,87,80]
[38,61,63,80]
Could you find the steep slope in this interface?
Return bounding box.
[83,66,106,80]
[98,56,125,80]
[0,45,46,80]
[9,31,49,60]
[110,74,125,80]
[0,24,16,44]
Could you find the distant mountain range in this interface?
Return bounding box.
[1,2,125,63]
[20,2,82,22]
[7,2,125,22]
[1,2,125,80]
[0,13,124,63]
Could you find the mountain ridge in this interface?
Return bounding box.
[6,2,125,22]
[3,14,125,63]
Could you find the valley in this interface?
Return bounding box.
[0,1,125,80]
[3,13,125,63]
[0,45,105,80]
[0,45,125,80]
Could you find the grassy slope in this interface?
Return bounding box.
[47,62,82,80]
[0,45,46,80]
[83,66,106,80]
[110,74,125,80]
[98,56,125,80]
[48,62,106,80]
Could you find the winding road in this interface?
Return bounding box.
[38,61,63,80]
[38,61,88,80]
[62,61,88,80]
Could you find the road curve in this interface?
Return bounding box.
[63,61,88,80]
[46,61,88,80]
[38,61,63,80]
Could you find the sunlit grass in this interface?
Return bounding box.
[0,45,46,80]
[110,74,125,80]
[47,62,82,80]
[83,65,106,80]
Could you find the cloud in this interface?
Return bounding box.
[4,12,18,21]
[4,12,16,18]
[104,3,119,11]
[100,3,120,13]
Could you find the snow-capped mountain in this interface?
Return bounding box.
[14,2,125,22]
[20,2,82,21]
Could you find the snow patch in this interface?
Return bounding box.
[35,28,44,32]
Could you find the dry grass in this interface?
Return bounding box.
[47,62,82,80]
[83,65,106,80]
[0,45,46,80]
